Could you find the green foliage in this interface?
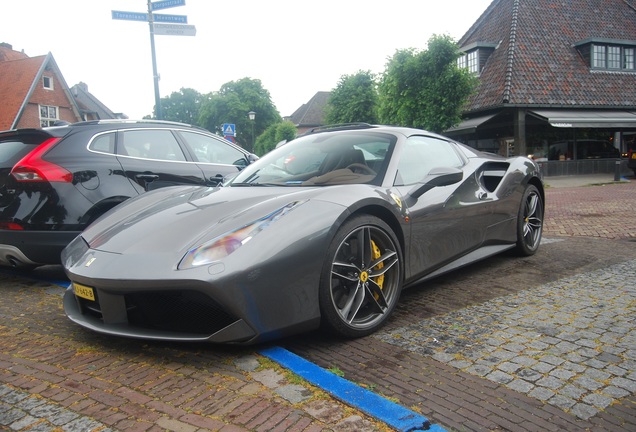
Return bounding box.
[327,366,345,377]
[254,121,297,156]
[325,70,378,124]
[275,121,297,145]
[378,34,477,133]
[198,78,282,152]
[157,88,203,124]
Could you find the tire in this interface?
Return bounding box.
[319,215,403,338]
[514,184,544,256]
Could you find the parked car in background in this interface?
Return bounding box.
[0,120,257,268]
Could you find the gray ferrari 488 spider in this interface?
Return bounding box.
[61,124,544,344]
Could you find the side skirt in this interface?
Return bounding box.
[405,244,515,288]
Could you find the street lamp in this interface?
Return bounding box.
[248,111,256,149]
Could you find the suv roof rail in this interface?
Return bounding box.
[72,119,197,128]
[301,122,376,136]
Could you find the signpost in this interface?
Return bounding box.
[111,0,195,120]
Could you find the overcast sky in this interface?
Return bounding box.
[4,0,493,119]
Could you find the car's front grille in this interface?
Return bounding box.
[124,290,238,335]
[77,289,238,336]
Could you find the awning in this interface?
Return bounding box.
[445,113,497,135]
[529,110,636,128]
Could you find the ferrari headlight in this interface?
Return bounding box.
[178,200,306,269]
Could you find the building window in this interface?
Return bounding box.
[457,55,466,70]
[608,46,621,69]
[592,44,606,68]
[40,105,58,127]
[591,43,635,71]
[457,49,480,74]
[625,48,635,70]
[42,76,53,90]
[467,50,479,73]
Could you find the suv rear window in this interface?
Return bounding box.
[0,140,38,165]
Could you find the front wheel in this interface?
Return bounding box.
[514,184,544,256]
[319,215,403,338]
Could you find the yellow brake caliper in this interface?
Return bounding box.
[371,240,384,293]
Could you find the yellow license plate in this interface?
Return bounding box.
[632,153,636,159]
[73,283,95,301]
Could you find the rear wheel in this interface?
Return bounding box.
[319,215,402,338]
[515,184,543,256]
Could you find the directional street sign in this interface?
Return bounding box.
[153,13,188,23]
[152,0,186,11]
[112,10,148,22]
[153,23,196,36]
[112,11,186,23]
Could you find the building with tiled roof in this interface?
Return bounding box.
[71,82,127,121]
[0,43,82,130]
[285,91,331,135]
[446,0,636,175]
[0,43,124,131]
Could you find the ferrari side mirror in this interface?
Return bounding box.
[407,167,463,200]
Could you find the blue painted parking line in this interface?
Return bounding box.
[260,346,446,432]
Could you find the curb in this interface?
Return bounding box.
[260,346,446,432]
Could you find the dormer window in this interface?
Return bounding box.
[457,50,480,74]
[43,76,54,90]
[576,38,636,72]
[457,42,497,75]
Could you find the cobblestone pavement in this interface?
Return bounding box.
[544,182,635,240]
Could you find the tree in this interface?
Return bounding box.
[325,71,378,124]
[198,78,281,152]
[378,35,477,133]
[157,88,203,124]
[254,121,297,156]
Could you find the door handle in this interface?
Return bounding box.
[135,174,159,182]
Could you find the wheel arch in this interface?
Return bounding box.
[346,203,406,258]
[527,176,545,210]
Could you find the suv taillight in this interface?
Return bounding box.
[10,137,72,182]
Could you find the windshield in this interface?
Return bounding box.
[227,131,396,187]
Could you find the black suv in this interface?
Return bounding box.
[0,120,257,268]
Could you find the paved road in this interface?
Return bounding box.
[1,175,634,431]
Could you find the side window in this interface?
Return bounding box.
[180,131,247,166]
[89,132,116,154]
[118,130,186,161]
[395,136,464,186]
